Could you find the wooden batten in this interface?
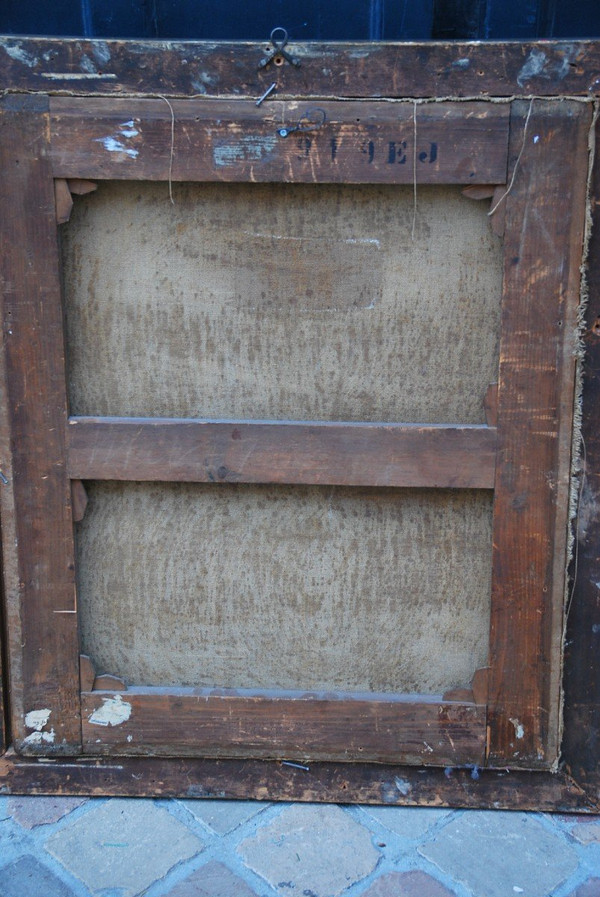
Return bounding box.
[67,417,497,489]
[487,100,590,768]
[1,39,599,98]
[81,689,487,767]
[48,98,509,185]
[0,95,81,753]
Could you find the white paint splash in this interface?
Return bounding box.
[94,137,139,159]
[119,120,139,138]
[41,72,117,80]
[92,42,112,65]
[191,71,217,93]
[213,135,277,167]
[24,708,55,746]
[517,49,547,87]
[3,42,39,67]
[23,728,56,746]
[510,717,525,740]
[394,776,412,795]
[79,54,98,74]
[88,695,132,727]
[25,708,51,731]
[345,237,381,247]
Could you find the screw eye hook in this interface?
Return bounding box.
[270,26,288,46]
[277,108,327,138]
[258,26,301,69]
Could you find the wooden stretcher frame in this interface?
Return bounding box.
[0,36,599,810]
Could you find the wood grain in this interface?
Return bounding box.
[53,178,73,223]
[67,417,497,489]
[81,689,486,766]
[79,655,96,693]
[0,560,5,755]
[562,110,600,784]
[49,98,509,184]
[66,178,97,195]
[487,100,591,769]
[0,39,598,99]
[92,675,126,691]
[70,479,88,522]
[0,748,595,809]
[0,95,81,753]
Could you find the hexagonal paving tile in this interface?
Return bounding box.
[419,811,578,897]
[362,807,453,840]
[8,796,87,830]
[45,799,204,897]
[0,856,76,897]
[164,860,259,896]
[180,800,266,834]
[237,804,380,897]
[361,870,456,897]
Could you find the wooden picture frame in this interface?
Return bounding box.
[0,37,598,809]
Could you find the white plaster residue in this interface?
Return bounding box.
[346,237,381,247]
[510,717,525,739]
[41,72,118,80]
[24,708,54,746]
[120,121,140,138]
[88,694,132,727]
[533,135,540,144]
[126,734,133,742]
[196,70,216,86]
[25,708,51,731]
[94,136,139,159]
[79,54,98,74]
[92,41,112,65]
[3,41,39,67]
[452,57,471,69]
[553,43,577,80]
[23,728,55,746]
[517,49,547,87]
[191,71,217,93]
[213,135,277,167]
[395,776,412,795]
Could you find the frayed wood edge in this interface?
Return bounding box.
[557,98,599,772]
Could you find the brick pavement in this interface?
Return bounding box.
[0,795,598,896]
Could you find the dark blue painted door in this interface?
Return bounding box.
[0,0,598,41]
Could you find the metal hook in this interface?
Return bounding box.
[258,27,301,69]
[277,108,327,138]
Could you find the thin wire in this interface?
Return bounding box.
[412,100,417,240]
[488,98,535,217]
[157,94,175,204]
